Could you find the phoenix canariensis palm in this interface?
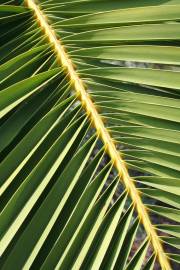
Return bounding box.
[0,0,180,269]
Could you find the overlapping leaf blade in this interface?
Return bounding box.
[0,0,180,269]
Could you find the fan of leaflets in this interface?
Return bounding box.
[0,0,180,269]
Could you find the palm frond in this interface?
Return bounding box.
[0,0,180,269]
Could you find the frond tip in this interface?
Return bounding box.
[25,1,172,269]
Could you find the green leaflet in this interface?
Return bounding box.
[157,225,180,238]
[0,5,28,15]
[115,219,140,270]
[100,205,134,270]
[147,205,180,222]
[49,0,180,14]
[116,137,180,158]
[126,239,149,270]
[123,149,180,172]
[60,5,180,27]
[81,192,127,269]
[161,237,180,249]
[127,159,180,179]
[72,45,180,65]
[98,100,180,123]
[143,255,156,270]
[167,254,180,264]
[81,67,180,90]
[0,116,88,254]
[137,176,180,195]
[0,45,47,82]
[64,23,180,43]
[0,96,75,193]
[1,135,97,269]
[31,148,105,269]
[140,188,180,209]
[0,68,60,118]
[41,163,113,269]
[111,126,180,145]
[0,77,64,152]
[57,179,119,270]
[0,5,29,23]
[0,24,41,64]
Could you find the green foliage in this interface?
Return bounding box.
[0,0,180,269]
